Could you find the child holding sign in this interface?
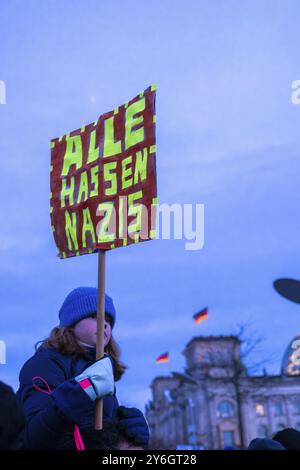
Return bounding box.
[17,287,149,449]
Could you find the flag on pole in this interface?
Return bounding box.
[193,307,208,324]
[155,352,169,364]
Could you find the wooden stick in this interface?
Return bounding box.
[95,249,106,430]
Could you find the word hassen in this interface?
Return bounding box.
[60,148,149,208]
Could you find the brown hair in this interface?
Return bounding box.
[36,326,127,381]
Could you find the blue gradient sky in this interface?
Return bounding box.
[1,0,300,411]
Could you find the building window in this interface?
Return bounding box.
[255,403,265,417]
[163,389,174,403]
[217,400,236,418]
[222,430,235,447]
[257,424,268,438]
[293,400,300,415]
[274,401,283,416]
[226,350,233,363]
[204,351,212,365]
[215,351,223,365]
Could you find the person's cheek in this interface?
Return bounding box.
[92,319,99,344]
[84,326,92,343]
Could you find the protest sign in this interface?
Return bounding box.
[50,84,157,258]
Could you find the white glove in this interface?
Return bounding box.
[75,356,114,401]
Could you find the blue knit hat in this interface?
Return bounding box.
[59,287,116,328]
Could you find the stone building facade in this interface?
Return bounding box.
[146,335,300,449]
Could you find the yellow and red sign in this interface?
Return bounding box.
[50,85,157,258]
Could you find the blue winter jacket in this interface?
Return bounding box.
[17,345,119,449]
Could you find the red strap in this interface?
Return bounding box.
[31,375,85,450]
[32,376,52,395]
[74,425,85,451]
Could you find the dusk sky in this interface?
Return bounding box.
[1,0,300,412]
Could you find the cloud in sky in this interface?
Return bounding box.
[0,0,300,410]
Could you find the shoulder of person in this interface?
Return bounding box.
[18,346,73,385]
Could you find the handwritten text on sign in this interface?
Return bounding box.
[50,85,157,258]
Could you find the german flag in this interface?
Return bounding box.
[155,352,169,364]
[193,307,208,324]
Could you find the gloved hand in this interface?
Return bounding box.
[117,406,150,448]
[75,356,114,401]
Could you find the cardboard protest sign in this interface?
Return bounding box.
[50,84,157,258]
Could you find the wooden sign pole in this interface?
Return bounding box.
[95,249,106,430]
